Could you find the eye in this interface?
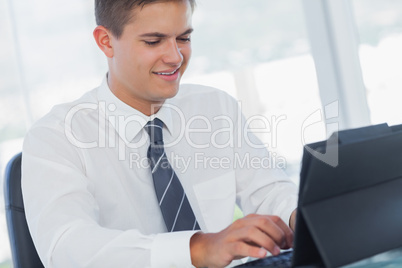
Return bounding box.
[177,36,191,43]
[144,40,160,46]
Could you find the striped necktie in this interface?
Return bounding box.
[145,118,200,232]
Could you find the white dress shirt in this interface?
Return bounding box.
[22,77,298,268]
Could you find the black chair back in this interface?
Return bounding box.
[4,153,44,268]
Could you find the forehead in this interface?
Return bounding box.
[126,1,193,34]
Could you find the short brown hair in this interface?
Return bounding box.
[95,0,196,39]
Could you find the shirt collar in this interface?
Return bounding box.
[97,75,175,144]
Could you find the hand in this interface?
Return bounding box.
[289,209,297,231]
[190,214,294,268]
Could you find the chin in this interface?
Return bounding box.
[162,84,180,98]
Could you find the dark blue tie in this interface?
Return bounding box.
[145,118,200,232]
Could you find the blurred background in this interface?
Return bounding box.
[1,0,402,266]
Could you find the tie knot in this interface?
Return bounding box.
[145,118,164,144]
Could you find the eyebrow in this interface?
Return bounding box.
[139,28,194,38]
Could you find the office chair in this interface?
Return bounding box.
[4,153,44,268]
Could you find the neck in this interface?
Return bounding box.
[107,73,164,116]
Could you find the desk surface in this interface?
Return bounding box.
[343,247,402,268]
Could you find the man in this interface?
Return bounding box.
[22,0,298,267]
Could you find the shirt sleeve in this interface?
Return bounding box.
[232,105,298,225]
[22,123,196,268]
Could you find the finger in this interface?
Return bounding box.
[252,216,293,249]
[229,241,269,259]
[234,226,282,256]
[266,216,294,248]
[243,216,286,248]
[233,215,294,249]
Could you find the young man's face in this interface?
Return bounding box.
[107,1,193,115]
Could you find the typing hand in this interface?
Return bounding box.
[190,214,294,268]
[289,209,297,231]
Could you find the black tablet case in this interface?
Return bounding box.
[292,123,402,268]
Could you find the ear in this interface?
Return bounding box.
[93,25,114,58]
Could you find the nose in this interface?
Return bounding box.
[163,39,183,66]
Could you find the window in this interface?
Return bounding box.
[353,0,402,125]
[183,0,323,182]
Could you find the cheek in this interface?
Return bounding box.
[180,45,192,61]
[113,44,137,73]
[138,49,164,68]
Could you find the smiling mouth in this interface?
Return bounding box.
[153,68,179,76]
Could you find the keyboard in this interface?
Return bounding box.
[235,250,293,268]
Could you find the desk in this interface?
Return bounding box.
[343,247,402,268]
